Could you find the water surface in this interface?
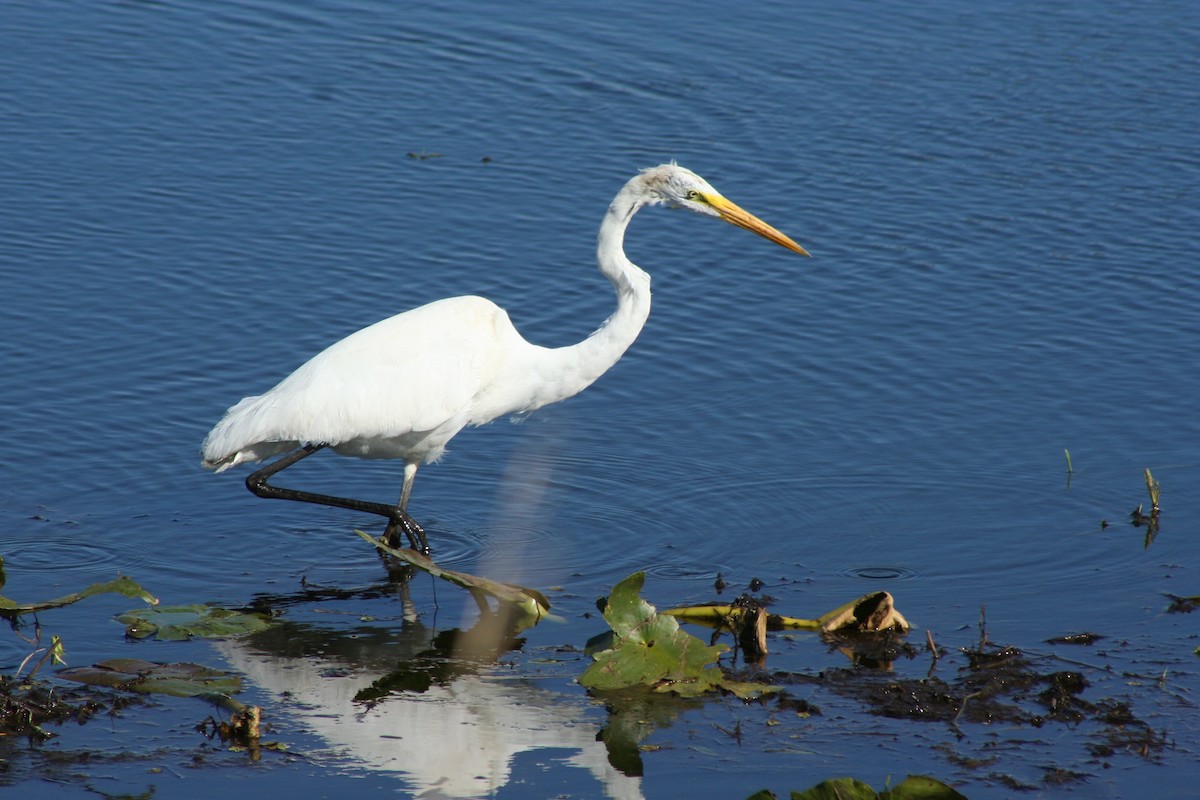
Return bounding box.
[2,1,1198,797]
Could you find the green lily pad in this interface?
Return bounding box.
[115,604,271,640]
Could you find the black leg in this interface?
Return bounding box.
[245,444,430,553]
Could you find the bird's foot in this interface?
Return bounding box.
[383,512,430,555]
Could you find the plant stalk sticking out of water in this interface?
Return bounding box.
[1131,468,1162,547]
[1144,468,1161,514]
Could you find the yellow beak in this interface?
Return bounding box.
[707,193,811,256]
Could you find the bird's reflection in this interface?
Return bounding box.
[215,610,644,799]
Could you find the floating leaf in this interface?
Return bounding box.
[581,573,780,697]
[581,572,726,695]
[59,658,242,700]
[115,605,271,640]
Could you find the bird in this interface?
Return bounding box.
[201,164,809,552]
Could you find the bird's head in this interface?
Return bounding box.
[637,163,810,256]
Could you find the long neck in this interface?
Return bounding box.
[529,180,652,407]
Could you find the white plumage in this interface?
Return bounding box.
[202,164,807,547]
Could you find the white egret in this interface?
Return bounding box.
[202,164,808,551]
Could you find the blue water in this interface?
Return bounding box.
[3,1,1199,798]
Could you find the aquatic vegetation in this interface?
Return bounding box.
[59,659,264,746]
[746,774,967,799]
[581,573,909,696]
[116,604,273,640]
[0,559,158,624]
[0,558,157,739]
[0,558,269,748]
[0,556,158,682]
[666,590,911,635]
[581,571,734,697]
[58,658,242,698]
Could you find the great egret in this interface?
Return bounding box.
[202,164,808,551]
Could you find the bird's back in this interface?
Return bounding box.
[201,295,531,471]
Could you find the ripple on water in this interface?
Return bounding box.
[2,528,120,574]
[1,503,162,579]
[643,560,726,582]
[836,565,924,582]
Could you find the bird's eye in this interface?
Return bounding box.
[685,189,703,202]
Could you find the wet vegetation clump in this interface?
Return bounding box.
[0,673,143,742]
[1164,593,1200,614]
[0,557,162,744]
[1,556,267,770]
[574,570,1183,795]
[824,639,1169,764]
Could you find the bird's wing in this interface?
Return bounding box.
[202,296,520,465]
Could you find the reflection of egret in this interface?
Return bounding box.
[215,619,645,799]
[201,164,808,550]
